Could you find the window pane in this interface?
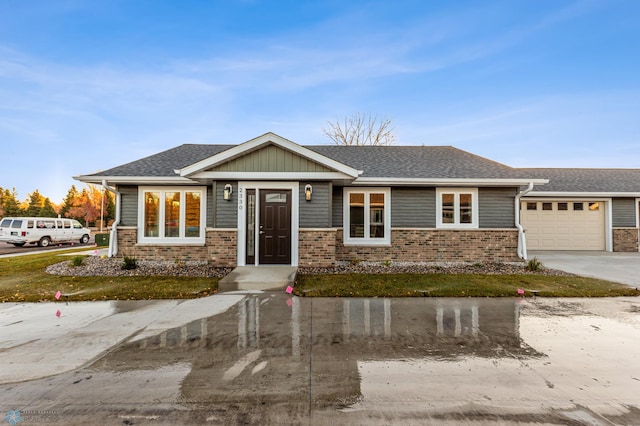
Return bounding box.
[369,193,385,238]
[265,193,287,203]
[442,194,454,224]
[185,192,201,238]
[542,202,552,211]
[144,192,160,237]
[349,193,365,238]
[165,192,180,238]
[573,202,584,211]
[526,202,537,210]
[589,202,599,211]
[459,193,472,224]
[558,202,568,211]
[246,192,256,257]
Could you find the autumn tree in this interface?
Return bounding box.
[323,113,396,146]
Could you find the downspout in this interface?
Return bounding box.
[515,182,534,260]
[102,180,120,258]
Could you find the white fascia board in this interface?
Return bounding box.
[74,175,196,185]
[192,171,354,180]
[175,132,361,178]
[524,191,640,198]
[352,177,549,186]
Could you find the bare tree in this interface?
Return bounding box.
[323,113,395,146]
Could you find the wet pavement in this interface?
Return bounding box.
[1,294,639,425]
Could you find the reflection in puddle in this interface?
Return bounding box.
[92,297,539,416]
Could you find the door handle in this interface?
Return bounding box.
[259,231,265,235]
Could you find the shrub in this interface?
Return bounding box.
[122,256,138,270]
[526,257,544,272]
[70,256,85,267]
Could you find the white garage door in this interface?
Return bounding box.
[521,201,605,250]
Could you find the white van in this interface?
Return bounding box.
[0,217,91,247]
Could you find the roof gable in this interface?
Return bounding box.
[176,132,360,178]
[208,143,334,173]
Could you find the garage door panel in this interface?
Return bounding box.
[522,201,605,250]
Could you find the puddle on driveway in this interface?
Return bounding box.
[1,296,639,424]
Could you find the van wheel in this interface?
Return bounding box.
[38,237,51,247]
[80,234,90,244]
[12,243,25,247]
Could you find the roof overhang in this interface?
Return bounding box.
[74,175,197,186]
[524,191,640,198]
[352,177,549,187]
[174,132,362,179]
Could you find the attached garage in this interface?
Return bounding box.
[521,200,606,250]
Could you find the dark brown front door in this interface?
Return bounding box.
[259,190,292,264]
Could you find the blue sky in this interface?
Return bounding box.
[1,0,639,203]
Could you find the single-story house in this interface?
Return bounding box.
[75,132,640,267]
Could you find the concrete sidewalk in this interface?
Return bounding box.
[530,251,640,288]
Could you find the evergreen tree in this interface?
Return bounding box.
[25,190,46,217]
[1,188,23,217]
[39,198,58,217]
[60,185,80,219]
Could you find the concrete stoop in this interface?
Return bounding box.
[218,266,297,292]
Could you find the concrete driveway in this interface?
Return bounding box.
[2,294,640,424]
[530,251,640,288]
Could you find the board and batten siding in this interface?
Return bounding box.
[216,181,238,228]
[299,182,331,228]
[391,188,435,228]
[211,144,333,173]
[118,185,138,226]
[612,198,637,227]
[478,187,516,229]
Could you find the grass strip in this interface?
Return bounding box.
[0,249,218,302]
[295,273,640,298]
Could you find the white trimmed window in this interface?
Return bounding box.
[138,187,206,243]
[436,188,478,228]
[343,187,391,245]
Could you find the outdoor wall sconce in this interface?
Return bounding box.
[305,184,313,201]
[223,184,233,201]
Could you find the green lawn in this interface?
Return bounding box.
[295,273,640,298]
[0,250,219,302]
[2,251,638,302]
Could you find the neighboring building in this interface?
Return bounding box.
[75,132,640,267]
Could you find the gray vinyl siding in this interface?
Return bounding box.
[391,188,435,227]
[479,187,516,229]
[299,182,331,228]
[332,186,343,227]
[612,198,637,227]
[216,181,238,228]
[118,185,138,226]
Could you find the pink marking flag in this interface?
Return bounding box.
[517,288,525,296]
[55,291,62,300]
[285,286,293,294]
[55,310,61,318]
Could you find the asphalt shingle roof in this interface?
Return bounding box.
[84,142,640,193]
[91,144,235,177]
[89,143,525,180]
[306,145,520,179]
[517,168,640,193]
